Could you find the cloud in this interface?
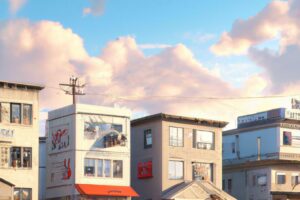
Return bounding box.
[8,0,27,14]
[211,0,290,56]
[183,32,216,44]
[83,0,105,16]
[0,19,295,134]
[138,44,172,49]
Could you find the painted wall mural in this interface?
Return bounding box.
[50,124,70,153]
[83,116,127,148]
[49,157,72,186]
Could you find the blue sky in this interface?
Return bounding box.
[0,0,271,88]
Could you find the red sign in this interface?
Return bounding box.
[138,161,152,179]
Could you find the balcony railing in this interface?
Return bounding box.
[223,152,300,165]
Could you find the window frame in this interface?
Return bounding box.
[14,188,32,200]
[193,130,215,150]
[84,158,95,176]
[291,173,299,186]
[276,172,286,185]
[113,160,123,178]
[10,103,21,124]
[169,127,184,147]
[168,160,184,180]
[144,129,152,149]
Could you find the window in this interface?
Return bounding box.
[292,173,299,186]
[257,175,267,186]
[144,129,152,149]
[231,142,235,153]
[104,159,111,177]
[97,160,103,177]
[193,130,214,150]
[169,127,183,147]
[84,159,95,176]
[23,104,32,125]
[222,179,225,190]
[283,131,292,145]
[168,160,183,180]
[113,160,123,178]
[192,162,213,182]
[11,103,21,123]
[276,173,286,184]
[228,179,232,193]
[0,147,9,167]
[22,147,32,168]
[13,188,32,200]
[11,147,21,168]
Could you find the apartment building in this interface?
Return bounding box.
[131,113,235,200]
[45,104,138,200]
[0,80,44,200]
[223,108,300,200]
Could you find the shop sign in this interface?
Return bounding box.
[138,161,152,179]
[0,128,14,138]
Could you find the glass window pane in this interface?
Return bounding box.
[104,160,111,177]
[113,160,123,178]
[23,147,32,168]
[14,188,20,200]
[176,161,183,179]
[168,161,175,179]
[97,160,103,177]
[23,104,32,125]
[84,158,95,176]
[169,161,183,179]
[11,103,21,123]
[11,147,21,167]
[21,188,31,200]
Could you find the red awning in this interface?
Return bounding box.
[75,184,139,197]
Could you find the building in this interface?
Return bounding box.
[39,137,47,200]
[131,113,235,200]
[45,104,138,200]
[223,108,300,200]
[0,80,44,200]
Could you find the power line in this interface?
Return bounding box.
[59,76,85,104]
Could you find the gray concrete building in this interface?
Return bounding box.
[223,108,300,200]
[131,113,235,200]
[0,80,44,200]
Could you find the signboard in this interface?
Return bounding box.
[49,124,70,153]
[84,122,123,140]
[138,161,152,179]
[0,128,14,139]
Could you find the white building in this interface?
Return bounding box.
[45,104,138,200]
[0,80,44,200]
[223,108,300,200]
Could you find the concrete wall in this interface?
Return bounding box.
[224,167,272,200]
[162,120,223,190]
[0,86,41,200]
[131,120,163,200]
[223,127,279,160]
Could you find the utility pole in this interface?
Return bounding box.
[59,76,85,104]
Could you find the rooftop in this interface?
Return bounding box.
[131,113,228,128]
[0,80,44,90]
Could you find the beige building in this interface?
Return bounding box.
[223,108,300,200]
[46,104,138,200]
[0,80,44,200]
[131,113,235,200]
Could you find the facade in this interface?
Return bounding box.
[131,113,235,200]
[45,104,138,200]
[39,137,47,200]
[223,108,300,200]
[0,80,43,200]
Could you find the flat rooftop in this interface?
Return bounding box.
[0,80,44,90]
[131,113,228,128]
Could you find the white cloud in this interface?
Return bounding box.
[183,32,216,43]
[83,0,105,16]
[138,44,172,49]
[8,0,27,14]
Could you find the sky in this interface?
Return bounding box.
[1,0,300,133]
